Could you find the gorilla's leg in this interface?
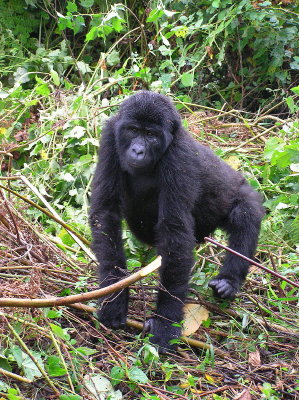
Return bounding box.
[146,217,195,352]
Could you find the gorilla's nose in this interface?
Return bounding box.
[132,145,145,159]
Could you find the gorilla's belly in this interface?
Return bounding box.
[123,197,158,246]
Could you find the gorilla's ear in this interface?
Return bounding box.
[164,116,181,148]
[164,128,173,149]
[170,113,182,136]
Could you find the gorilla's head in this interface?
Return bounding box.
[114,91,182,174]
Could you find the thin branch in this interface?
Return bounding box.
[19,175,94,260]
[204,237,299,288]
[0,183,91,247]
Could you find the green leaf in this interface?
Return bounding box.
[141,344,159,364]
[110,366,126,386]
[111,17,125,33]
[11,346,43,381]
[291,85,299,95]
[146,9,165,22]
[290,57,299,70]
[86,26,99,41]
[58,15,73,31]
[10,346,23,368]
[84,374,123,399]
[58,228,75,246]
[286,96,295,113]
[65,125,86,138]
[127,259,142,268]
[7,388,22,400]
[127,366,148,384]
[158,45,172,56]
[72,15,85,34]
[290,216,299,243]
[77,154,93,165]
[107,50,121,66]
[59,395,82,400]
[80,0,94,7]
[46,355,67,377]
[66,2,77,13]
[72,347,97,356]
[44,309,63,318]
[212,0,220,8]
[23,353,44,380]
[50,69,60,86]
[263,137,285,163]
[0,379,10,391]
[0,354,12,372]
[50,323,71,341]
[36,83,50,96]
[60,172,75,182]
[180,72,194,87]
[76,61,92,74]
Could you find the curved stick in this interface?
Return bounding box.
[0,257,161,307]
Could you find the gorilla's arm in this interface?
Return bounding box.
[209,186,263,298]
[89,123,128,328]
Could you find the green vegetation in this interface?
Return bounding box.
[0,0,298,399]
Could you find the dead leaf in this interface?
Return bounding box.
[224,155,241,170]
[204,374,216,384]
[275,378,284,391]
[183,304,209,336]
[248,349,261,366]
[233,389,252,400]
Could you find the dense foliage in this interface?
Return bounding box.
[1,0,298,107]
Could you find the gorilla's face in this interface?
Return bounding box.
[112,91,180,174]
[115,119,173,174]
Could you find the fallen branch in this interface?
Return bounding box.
[0,367,32,384]
[204,237,299,289]
[0,257,161,307]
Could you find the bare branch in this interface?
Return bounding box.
[204,237,299,289]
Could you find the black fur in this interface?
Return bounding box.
[89,91,264,351]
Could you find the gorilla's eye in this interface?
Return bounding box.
[146,130,155,137]
[131,127,138,133]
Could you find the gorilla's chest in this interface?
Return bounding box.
[121,173,159,245]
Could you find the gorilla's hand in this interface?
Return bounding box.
[208,276,240,299]
[144,317,181,353]
[97,288,129,329]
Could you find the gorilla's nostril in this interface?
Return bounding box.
[133,147,144,156]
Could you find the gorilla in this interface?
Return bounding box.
[89,91,264,352]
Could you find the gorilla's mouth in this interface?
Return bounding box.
[127,157,149,169]
[128,161,148,169]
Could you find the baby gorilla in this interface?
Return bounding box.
[89,91,264,352]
